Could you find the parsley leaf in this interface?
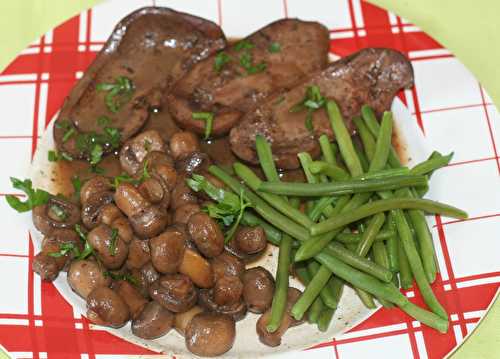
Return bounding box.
[48,150,73,162]
[96,76,135,113]
[71,175,82,198]
[289,85,326,132]
[75,224,93,260]
[97,116,112,127]
[62,127,76,143]
[48,242,80,258]
[112,160,150,188]
[90,144,103,166]
[239,50,266,75]
[234,40,254,51]
[49,203,67,221]
[192,112,214,140]
[108,228,119,256]
[214,52,232,73]
[186,174,251,243]
[48,150,58,162]
[268,42,281,53]
[104,271,138,286]
[5,177,50,213]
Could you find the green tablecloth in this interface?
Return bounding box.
[0,1,498,358]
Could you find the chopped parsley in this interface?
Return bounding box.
[90,144,103,166]
[186,174,251,243]
[234,40,255,51]
[75,126,121,167]
[239,49,267,75]
[96,76,134,113]
[48,150,73,162]
[5,177,50,213]
[108,228,119,256]
[62,128,76,143]
[268,42,281,53]
[48,242,80,258]
[104,271,138,286]
[290,85,326,131]
[49,203,67,221]
[97,115,112,127]
[214,52,231,73]
[192,112,214,140]
[71,175,82,198]
[112,160,150,188]
[75,224,93,259]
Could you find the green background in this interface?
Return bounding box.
[0,1,498,358]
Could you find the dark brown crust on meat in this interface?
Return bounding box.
[229,48,414,169]
[54,7,225,159]
[167,19,329,136]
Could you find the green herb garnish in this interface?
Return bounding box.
[48,242,80,258]
[104,271,138,286]
[71,175,82,198]
[62,127,76,143]
[75,224,93,260]
[90,144,103,166]
[214,52,232,73]
[268,42,281,53]
[234,40,255,51]
[96,76,134,113]
[112,160,150,188]
[239,51,267,75]
[49,203,67,221]
[192,112,214,140]
[187,174,251,243]
[5,178,50,213]
[48,150,58,162]
[108,228,119,256]
[290,85,326,131]
[97,116,112,127]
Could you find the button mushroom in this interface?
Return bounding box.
[149,227,186,274]
[198,288,247,321]
[143,151,177,191]
[132,301,175,339]
[113,280,148,319]
[234,226,267,255]
[138,177,170,210]
[87,224,129,269]
[173,203,201,225]
[214,276,244,306]
[80,176,112,205]
[178,248,214,288]
[174,305,204,336]
[67,259,111,299]
[114,183,168,238]
[126,238,151,269]
[242,266,275,314]
[175,151,212,176]
[120,130,165,175]
[32,196,80,235]
[187,212,224,258]
[140,261,160,286]
[185,312,235,357]
[110,216,134,243]
[32,253,59,281]
[81,191,115,229]
[169,131,200,161]
[98,203,123,226]
[149,274,197,313]
[86,286,130,328]
[41,229,83,271]
[210,251,245,281]
[256,287,304,347]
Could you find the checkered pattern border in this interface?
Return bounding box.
[0,1,498,358]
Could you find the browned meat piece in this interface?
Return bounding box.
[230,48,414,169]
[54,7,225,159]
[167,19,329,136]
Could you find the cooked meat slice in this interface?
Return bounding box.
[54,7,225,159]
[229,48,414,169]
[167,19,329,137]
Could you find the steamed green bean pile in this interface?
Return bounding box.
[204,100,466,334]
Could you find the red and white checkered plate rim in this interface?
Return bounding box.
[0,0,499,358]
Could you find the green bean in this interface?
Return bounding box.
[385,211,400,273]
[255,135,280,182]
[371,242,394,308]
[329,277,345,303]
[353,116,377,161]
[319,134,338,165]
[357,167,410,180]
[400,301,449,334]
[234,163,314,228]
[353,140,370,173]
[209,165,310,241]
[410,152,453,176]
[336,229,396,244]
[308,197,335,222]
[398,235,414,289]
[294,264,316,323]
[394,210,447,319]
[328,242,392,282]
[267,233,293,332]
[361,105,401,168]
[369,111,393,172]
[310,198,467,235]
[309,161,349,181]
[308,296,325,324]
[307,261,338,309]
[259,175,427,197]
[317,308,335,332]
[316,249,407,306]
[327,100,364,176]
[292,265,332,320]
[356,213,386,256]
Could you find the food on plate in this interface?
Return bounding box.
[230,47,414,169]
[6,6,470,358]
[167,19,329,137]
